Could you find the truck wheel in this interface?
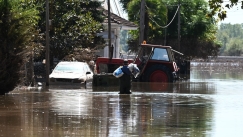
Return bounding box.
[144,65,173,83]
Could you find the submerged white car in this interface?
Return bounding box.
[49,61,93,85]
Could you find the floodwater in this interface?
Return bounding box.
[1,62,243,137]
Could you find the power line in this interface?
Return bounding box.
[145,3,180,28]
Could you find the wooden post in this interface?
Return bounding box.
[139,0,145,45]
[178,0,180,52]
[45,0,50,86]
[108,0,112,59]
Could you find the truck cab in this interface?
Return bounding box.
[134,44,181,82]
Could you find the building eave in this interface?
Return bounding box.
[103,9,138,30]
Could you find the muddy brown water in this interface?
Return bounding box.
[1,62,243,137]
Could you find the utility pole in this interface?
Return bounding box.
[164,12,167,46]
[178,0,181,52]
[108,0,113,59]
[139,0,145,45]
[45,0,50,86]
[178,0,181,78]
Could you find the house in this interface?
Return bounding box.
[96,9,137,58]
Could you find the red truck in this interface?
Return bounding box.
[93,43,183,86]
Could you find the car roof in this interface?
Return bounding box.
[141,44,172,48]
[57,61,87,65]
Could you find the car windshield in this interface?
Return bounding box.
[54,64,84,73]
[151,48,169,61]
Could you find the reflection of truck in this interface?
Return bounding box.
[93,43,183,86]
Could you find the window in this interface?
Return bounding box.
[54,64,84,73]
[151,48,169,61]
[98,63,108,73]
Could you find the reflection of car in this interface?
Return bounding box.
[49,61,93,85]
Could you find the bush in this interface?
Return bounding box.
[0,0,40,94]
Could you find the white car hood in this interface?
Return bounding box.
[49,71,84,79]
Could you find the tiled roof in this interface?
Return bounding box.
[103,9,137,29]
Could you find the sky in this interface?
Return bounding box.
[219,3,243,24]
[102,0,128,19]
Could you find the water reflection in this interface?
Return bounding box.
[132,82,216,94]
[48,89,214,137]
[49,89,92,115]
[1,62,243,136]
[191,62,243,80]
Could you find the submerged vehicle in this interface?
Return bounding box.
[93,43,183,86]
[49,61,93,86]
[94,57,133,74]
[134,43,181,82]
[92,58,133,86]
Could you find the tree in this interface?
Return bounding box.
[36,0,105,63]
[164,0,220,59]
[217,31,229,55]
[119,0,130,11]
[119,0,167,52]
[0,0,40,94]
[226,39,243,56]
[119,0,220,60]
[217,23,243,55]
[208,0,243,20]
[128,0,167,41]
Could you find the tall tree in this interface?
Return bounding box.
[119,0,167,51]
[217,23,243,55]
[226,39,243,56]
[36,0,105,62]
[164,0,220,59]
[0,0,40,93]
[120,0,220,59]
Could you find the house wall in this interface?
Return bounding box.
[96,26,121,58]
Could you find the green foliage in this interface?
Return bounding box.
[164,0,220,59]
[217,23,243,56]
[119,0,220,60]
[127,0,167,40]
[119,0,130,12]
[226,39,243,56]
[0,0,40,93]
[36,0,105,61]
